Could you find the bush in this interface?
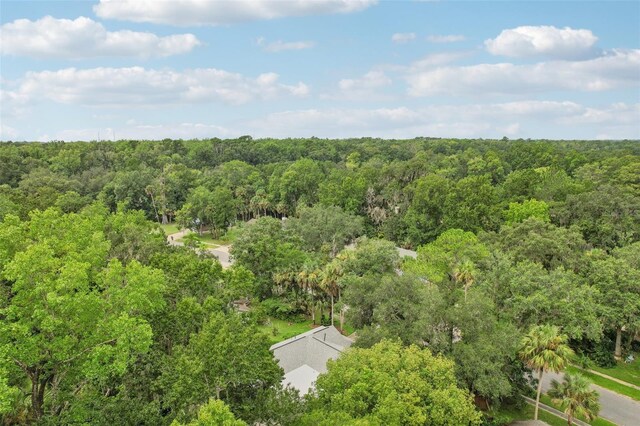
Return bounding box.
[320,314,331,326]
[248,305,269,325]
[480,413,511,426]
[571,334,616,368]
[576,353,595,369]
[260,298,301,320]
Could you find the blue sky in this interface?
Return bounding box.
[1,0,639,141]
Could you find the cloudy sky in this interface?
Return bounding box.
[1,0,639,141]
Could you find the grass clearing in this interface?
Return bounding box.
[567,365,640,401]
[160,223,181,235]
[257,318,316,344]
[176,231,222,249]
[590,356,640,388]
[490,402,571,426]
[208,224,244,245]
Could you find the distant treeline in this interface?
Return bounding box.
[2,137,638,250]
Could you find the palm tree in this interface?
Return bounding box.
[452,259,476,301]
[548,373,600,426]
[519,324,574,420]
[297,265,320,324]
[320,260,343,327]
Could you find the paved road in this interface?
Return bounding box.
[541,371,640,426]
[166,230,233,269]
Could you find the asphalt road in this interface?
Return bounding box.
[541,371,640,426]
[167,230,233,269]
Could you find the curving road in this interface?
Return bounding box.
[166,230,234,269]
[541,371,640,426]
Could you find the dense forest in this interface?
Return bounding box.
[1,137,639,425]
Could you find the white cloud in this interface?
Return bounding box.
[256,37,315,52]
[391,33,416,44]
[408,51,470,70]
[6,102,638,141]
[426,34,465,43]
[94,0,376,26]
[0,86,30,118]
[8,67,309,108]
[406,49,640,96]
[338,70,391,90]
[485,25,598,59]
[322,70,392,101]
[0,124,19,140]
[0,16,200,59]
[38,122,235,142]
[246,101,640,139]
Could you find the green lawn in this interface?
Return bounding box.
[208,225,244,245]
[590,356,640,388]
[176,228,243,247]
[257,318,317,344]
[540,394,617,426]
[491,403,576,426]
[160,223,181,235]
[567,365,640,401]
[177,231,222,249]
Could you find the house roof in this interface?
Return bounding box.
[283,364,320,396]
[270,325,353,395]
[269,326,331,351]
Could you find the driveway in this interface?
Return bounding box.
[541,371,640,426]
[166,230,234,269]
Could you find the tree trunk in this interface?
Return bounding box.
[311,302,316,325]
[567,413,573,426]
[615,328,623,359]
[161,212,168,225]
[31,376,43,420]
[31,372,50,420]
[330,294,334,326]
[339,308,345,332]
[535,369,544,420]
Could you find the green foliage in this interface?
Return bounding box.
[345,274,436,346]
[587,252,640,354]
[519,324,574,421]
[231,217,307,298]
[160,312,282,418]
[171,398,246,426]
[286,204,364,256]
[548,373,600,425]
[556,185,640,250]
[1,137,639,421]
[484,218,588,272]
[340,237,400,276]
[406,228,489,301]
[504,199,550,225]
[304,340,482,425]
[177,186,238,237]
[403,174,451,245]
[260,298,302,320]
[483,260,602,340]
[0,209,165,421]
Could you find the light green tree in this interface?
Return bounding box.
[0,209,165,421]
[170,398,246,426]
[160,313,282,417]
[303,340,481,425]
[504,199,550,225]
